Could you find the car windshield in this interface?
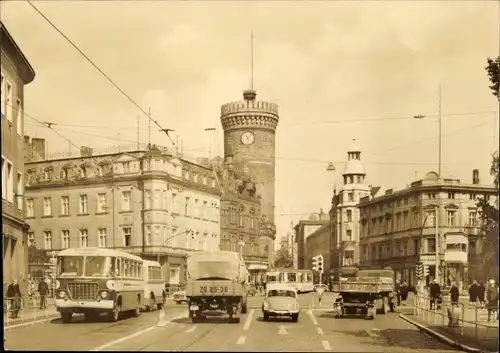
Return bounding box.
[84,256,114,277]
[267,289,296,298]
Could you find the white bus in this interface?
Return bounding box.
[54,247,144,323]
[142,260,166,311]
[265,268,314,293]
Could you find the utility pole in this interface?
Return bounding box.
[436,85,442,286]
[438,85,442,180]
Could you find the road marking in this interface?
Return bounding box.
[321,340,332,351]
[186,325,197,333]
[243,309,254,331]
[316,327,324,336]
[236,335,247,345]
[278,325,288,335]
[92,313,187,351]
[4,316,58,330]
[307,310,319,325]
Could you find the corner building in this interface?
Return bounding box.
[220,89,278,263]
[1,22,36,293]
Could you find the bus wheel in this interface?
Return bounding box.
[109,303,121,322]
[61,312,72,323]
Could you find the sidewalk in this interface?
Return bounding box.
[401,308,499,353]
[4,306,59,328]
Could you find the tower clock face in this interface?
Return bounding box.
[241,131,255,145]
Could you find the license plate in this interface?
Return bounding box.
[189,305,199,311]
[199,285,229,294]
[210,304,219,309]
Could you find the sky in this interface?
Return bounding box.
[2,0,499,245]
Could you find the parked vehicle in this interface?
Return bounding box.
[142,260,166,311]
[173,290,188,304]
[262,283,300,322]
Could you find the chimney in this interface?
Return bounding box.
[24,136,32,162]
[31,138,46,160]
[472,169,480,184]
[80,146,93,157]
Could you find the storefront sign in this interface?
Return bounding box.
[420,254,436,266]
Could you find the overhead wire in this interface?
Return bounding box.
[25,0,175,146]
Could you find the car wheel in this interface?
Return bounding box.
[61,312,72,323]
[263,313,269,321]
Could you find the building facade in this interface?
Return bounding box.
[24,143,221,287]
[333,140,371,270]
[305,224,332,277]
[294,215,330,270]
[220,89,278,262]
[1,22,36,293]
[358,170,497,290]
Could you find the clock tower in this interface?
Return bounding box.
[220,89,279,239]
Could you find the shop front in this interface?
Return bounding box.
[247,262,268,285]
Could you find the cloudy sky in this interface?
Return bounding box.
[2,0,499,242]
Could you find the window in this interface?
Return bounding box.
[97,166,103,176]
[1,157,5,199]
[447,210,456,226]
[80,166,87,178]
[121,191,131,211]
[239,207,244,227]
[123,227,132,246]
[347,192,354,202]
[44,169,52,181]
[98,228,107,247]
[470,193,476,200]
[346,230,352,241]
[414,239,421,255]
[43,197,52,216]
[62,230,70,249]
[202,200,208,218]
[448,192,455,199]
[346,210,352,222]
[28,232,35,247]
[146,226,152,245]
[469,240,476,256]
[43,231,52,249]
[26,199,34,217]
[16,98,22,135]
[144,190,152,208]
[427,193,436,199]
[79,195,88,214]
[2,158,14,202]
[162,190,167,210]
[249,209,255,229]
[123,162,130,173]
[79,229,88,247]
[5,80,12,122]
[154,226,161,246]
[427,238,436,253]
[344,250,354,266]
[0,73,4,116]
[96,193,107,213]
[403,212,408,229]
[424,211,435,227]
[16,171,23,210]
[468,211,477,227]
[61,196,70,215]
[153,189,161,209]
[60,168,68,180]
[184,197,189,216]
[169,267,180,285]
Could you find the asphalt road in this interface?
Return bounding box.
[5,294,459,352]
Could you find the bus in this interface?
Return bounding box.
[142,260,166,311]
[54,247,144,323]
[265,268,314,293]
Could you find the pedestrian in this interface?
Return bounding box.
[469,280,479,308]
[429,279,441,310]
[486,279,498,322]
[395,280,401,306]
[316,285,325,305]
[6,280,22,319]
[38,276,49,310]
[478,281,486,308]
[400,281,409,305]
[450,281,460,306]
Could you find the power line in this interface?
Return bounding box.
[25,0,175,146]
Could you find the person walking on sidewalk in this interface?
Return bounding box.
[450,282,460,305]
[468,280,479,308]
[6,280,22,319]
[478,281,486,308]
[400,282,409,305]
[38,277,49,310]
[429,279,441,310]
[395,280,401,306]
[486,279,498,322]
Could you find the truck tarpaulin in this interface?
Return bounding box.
[186,251,248,283]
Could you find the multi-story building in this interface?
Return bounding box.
[305,223,332,277]
[216,156,268,283]
[220,89,278,264]
[24,142,221,286]
[1,22,36,292]
[358,170,497,290]
[294,214,330,269]
[333,139,371,270]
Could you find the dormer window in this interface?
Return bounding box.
[60,169,68,180]
[80,166,87,178]
[44,169,52,181]
[123,162,130,173]
[97,166,103,176]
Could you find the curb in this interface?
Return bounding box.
[399,313,496,353]
[4,313,60,330]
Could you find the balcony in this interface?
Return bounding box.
[444,250,467,263]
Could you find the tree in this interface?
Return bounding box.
[485,57,500,98]
[28,245,50,264]
[273,246,294,268]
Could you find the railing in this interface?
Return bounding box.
[3,295,58,326]
[413,293,498,344]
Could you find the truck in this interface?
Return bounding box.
[185,251,249,324]
[332,269,397,320]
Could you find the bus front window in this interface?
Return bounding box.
[85,256,113,277]
[58,256,84,276]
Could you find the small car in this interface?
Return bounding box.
[173,290,188,304]
[262,284,300,322]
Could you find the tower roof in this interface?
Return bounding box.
[348,139,361,153]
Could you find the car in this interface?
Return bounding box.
[313,284,329,292]
[172,290,188,304]
[262,284,300,322]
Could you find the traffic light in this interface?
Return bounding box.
[317,255,324,274]
[312,256,319,272]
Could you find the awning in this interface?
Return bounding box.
[248,264,268,271]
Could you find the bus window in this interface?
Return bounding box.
[58,256,84,276]
[288,273,296,282]
[124,260,130,277]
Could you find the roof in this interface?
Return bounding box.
[348,139,361,153]
[265,283,297,292]
[1,22,36,84]
[57,247,143,261]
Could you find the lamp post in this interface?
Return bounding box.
[157,229,195,263]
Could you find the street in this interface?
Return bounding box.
[5,293,458,352]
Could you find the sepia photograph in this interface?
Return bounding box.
[1,0,499,351]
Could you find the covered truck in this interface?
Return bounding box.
[185,251,249,323]
[332,269,397,320]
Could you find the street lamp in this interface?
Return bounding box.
[157,229,195,263]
